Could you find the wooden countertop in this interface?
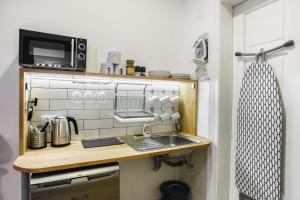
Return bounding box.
[13,135,210,173]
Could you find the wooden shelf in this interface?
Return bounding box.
[20,67,197,83]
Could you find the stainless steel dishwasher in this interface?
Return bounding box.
[30,163,120,200]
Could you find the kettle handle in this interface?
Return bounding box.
[67,116,79,135]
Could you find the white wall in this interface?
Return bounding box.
[217,3,233,200]
[179,1,234,200]
[179,0,221,80]
[180,149,208,200]
[0,0,185,75]
[284,0,300,198]
[0,0,185,200]
[120,159,181,200]
[178,0,211,78]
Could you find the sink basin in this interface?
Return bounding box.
[125,135,197,152]
[152,135,195,147]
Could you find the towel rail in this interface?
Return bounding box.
[235,40,295,62]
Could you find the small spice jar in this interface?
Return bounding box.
[140,66,146,76]
[135,66,141,76]
[126,60,135,75]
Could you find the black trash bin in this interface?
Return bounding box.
[160,180,190,200]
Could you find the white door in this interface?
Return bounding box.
[230,0,300,199]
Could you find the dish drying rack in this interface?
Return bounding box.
[114,83,154,123]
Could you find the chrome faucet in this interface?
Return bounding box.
[172,121,180,135]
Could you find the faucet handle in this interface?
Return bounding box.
[172,121,180,135]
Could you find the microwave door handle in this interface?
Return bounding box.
[70,38,75,67]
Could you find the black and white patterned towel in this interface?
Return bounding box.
[235,62,283,200]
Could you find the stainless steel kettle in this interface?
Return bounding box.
[51,116,78,147]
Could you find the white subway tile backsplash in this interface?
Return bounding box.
[102,90,115,100]
[84,119,113,129]
[83,102,101,110]
[149,120,163,125]
[50,100,83,110]
[31,121,43,127]
[31,88,67,99]
[118,84,145,91]
[46,129,51,143]
[72,129,100,141]
[127,90,144,96]
[70,120,84,131]
[100,109,114,119]
[116,91,127,96]
[50,80,84,89]
[113,119,140,128]
[36,100,49,110]
[152,124,173,134]
[127,126,142,135]
[84,100,114,110]
[32,110,67,121]
[147,85,180,92]
[30,77,178,140]
[145,90,179,96]
[153,108,162,113]
[82,129,100,139]
[163,107,173,113]
[68,110,99,120]
[67,89,83,100]
[67,89,115,100]
[144,100,179,110]
[31,78,49,88]
[100,128,126,138]
[162,119,173,125]
[71,133,82,141]
[85,83,115,90]
[49,100,65,110]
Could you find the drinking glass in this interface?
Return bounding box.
[95,90,106,103]
[84,90,95,104]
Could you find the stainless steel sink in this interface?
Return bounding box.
[125,135,197,152]
[152,135,195,147]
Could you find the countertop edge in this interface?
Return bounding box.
[14,136,211,173]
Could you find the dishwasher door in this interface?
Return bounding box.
[30,163,120,200]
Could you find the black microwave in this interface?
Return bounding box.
[19,29,87,71]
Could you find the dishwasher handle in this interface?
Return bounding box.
[31,164,119,185]
[71,171,118,184]
[31,164,119,190]
[32,171,118,190]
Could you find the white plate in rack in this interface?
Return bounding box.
[148,70,171,78]
[114,115,154,123]
[114,112,155,123]
[171,73,191,79]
